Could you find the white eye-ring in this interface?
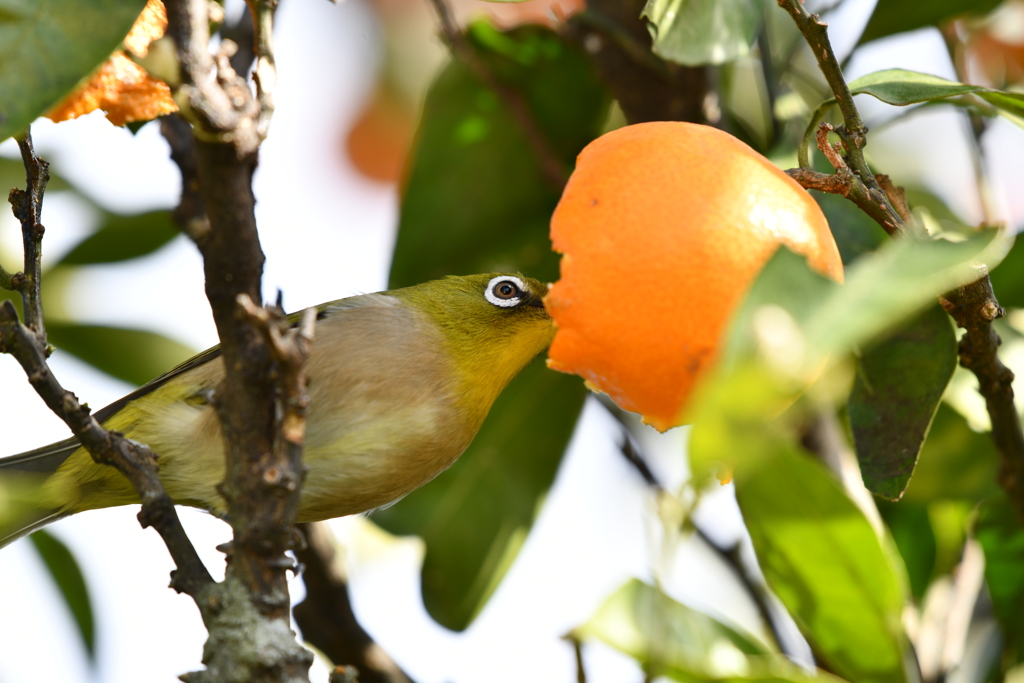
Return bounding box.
[485,275,527,308]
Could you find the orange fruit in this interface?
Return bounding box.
[544,122,843,432]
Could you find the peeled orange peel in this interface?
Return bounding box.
[544,122,844,432]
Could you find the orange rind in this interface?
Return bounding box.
[545,122,843,431]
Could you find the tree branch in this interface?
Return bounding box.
[785,123,907,238]
[0,134,215,601]
[6,132,49,344]
[293,523,416,683]
[163,0,314,679]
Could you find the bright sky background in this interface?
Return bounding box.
[2,0,1024,681]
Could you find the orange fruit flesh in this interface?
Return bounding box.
[545,122,843,432]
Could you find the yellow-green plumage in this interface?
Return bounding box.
[0,273,554,547]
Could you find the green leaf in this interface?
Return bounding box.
[975,494,1024,667]
[0,0,150,141]
[859,0,1002,45]
[901,403,999,503]
[57,210,179,265]
[989,233,1024,309]
[876,500,937,600]
[848,304,957,500]
[573,579,832,683]
[391,22,609,286]
[641,0,761,66]
[811,191,887,266]
[847,69,1024,119]
[371,358,585,630]
[803,228,1003,358]
[29,529,95,660]
[381,21,604,631]
[736,444,908,683]
[47,322,196,386]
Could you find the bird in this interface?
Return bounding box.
[0,273,555,548]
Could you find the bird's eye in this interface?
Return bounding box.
[485,275,527,308]
[495,282,518,298]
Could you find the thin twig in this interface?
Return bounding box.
[7,131,49,343]
[246,0,278,140]
[163,0,313,678]
[692,526,786,652]
[604,406,791,654]
[786,123,906,237]
[0,138,215,600]
[427,0,568,189]
[293,523,415,683]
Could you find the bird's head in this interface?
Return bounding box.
[390,273,555,405]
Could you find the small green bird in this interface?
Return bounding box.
[0,273,554,547]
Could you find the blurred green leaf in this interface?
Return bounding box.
[47,322,195,386]
[902,403,1000,503]
[736,443,908,683]
[804,228,1002,357]
[859,0,1001,45]
[382,21,603,631]
[811,191,887,265]
[989,234,1024,309]
[574,579,830,682]
[391,22,608,286]
[372,358,584,630]
[975,494,1024,666]
[848,304,957,500]
[0,0,149,141]
[57,210,179,265]
[877,501,936,600]
[29,529,95,660]
[641,0,760,67]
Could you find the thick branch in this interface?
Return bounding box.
[294,523,416,683]
[942,281,1024,525]
[164,0,312,679]
[427,0,568,189]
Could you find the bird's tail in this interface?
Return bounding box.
[0,438,79,548]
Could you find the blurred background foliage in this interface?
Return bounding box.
[5,0,1024,680]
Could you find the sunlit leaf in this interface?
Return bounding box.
[0,0,150,141]
[848,304,957,500]
[57,209,179,265]
[736,444,908,683]
[573,579,831,682]
[47,322,195,386]
[642,0,760,66]
[859,0,1002,45]
[29,529,95,660]
[975,494,1024,666]
[847,69,1024,119]
[380,20,605,631]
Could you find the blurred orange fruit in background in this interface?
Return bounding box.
[544,122,844,432]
